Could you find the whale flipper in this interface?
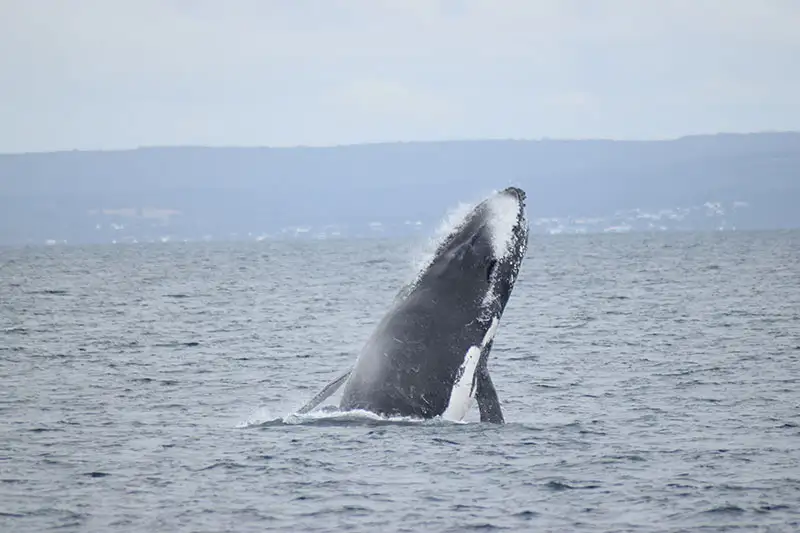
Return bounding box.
[296,369,352,414]
[475,350,504,424]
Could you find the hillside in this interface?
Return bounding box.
[1,132,799,244]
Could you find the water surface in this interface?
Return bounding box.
[2,232,799,531]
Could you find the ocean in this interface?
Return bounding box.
[1,231,799,532]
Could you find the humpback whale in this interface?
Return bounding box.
[298,187,529,423]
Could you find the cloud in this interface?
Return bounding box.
[333,79,458,120]
[0,0,798,152]
[321,79,462,145]
[547,91,599,111]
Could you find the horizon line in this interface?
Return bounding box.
[1,129,798,156]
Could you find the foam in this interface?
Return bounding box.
[282,409,418,425]
[244,408,472,427]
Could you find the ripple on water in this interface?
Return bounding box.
[0,233,798,532]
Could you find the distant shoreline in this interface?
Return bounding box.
[2,132,798,245]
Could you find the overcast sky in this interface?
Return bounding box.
[1,0,798,153]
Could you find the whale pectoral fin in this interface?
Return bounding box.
[475,362,504,424]
[295,368,352,415]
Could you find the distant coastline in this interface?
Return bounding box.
[2,132,798,245]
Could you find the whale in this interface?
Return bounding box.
[297,187,529,423]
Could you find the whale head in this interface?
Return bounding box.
[415,186,529,322]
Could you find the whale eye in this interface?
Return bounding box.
[486,259,497,283]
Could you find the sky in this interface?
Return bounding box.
[1,0,799,153]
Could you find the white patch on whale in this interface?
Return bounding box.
[487,193,523,261]
[442,316,500,422]
[482,192,526,309]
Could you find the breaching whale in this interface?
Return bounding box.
[297,187,529,423]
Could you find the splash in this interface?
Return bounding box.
[282,409,427,426]
[235,407,275,428]
[409,200,476,277]
[238,407,470,428]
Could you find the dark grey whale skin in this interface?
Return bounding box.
[339,187,529,423]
